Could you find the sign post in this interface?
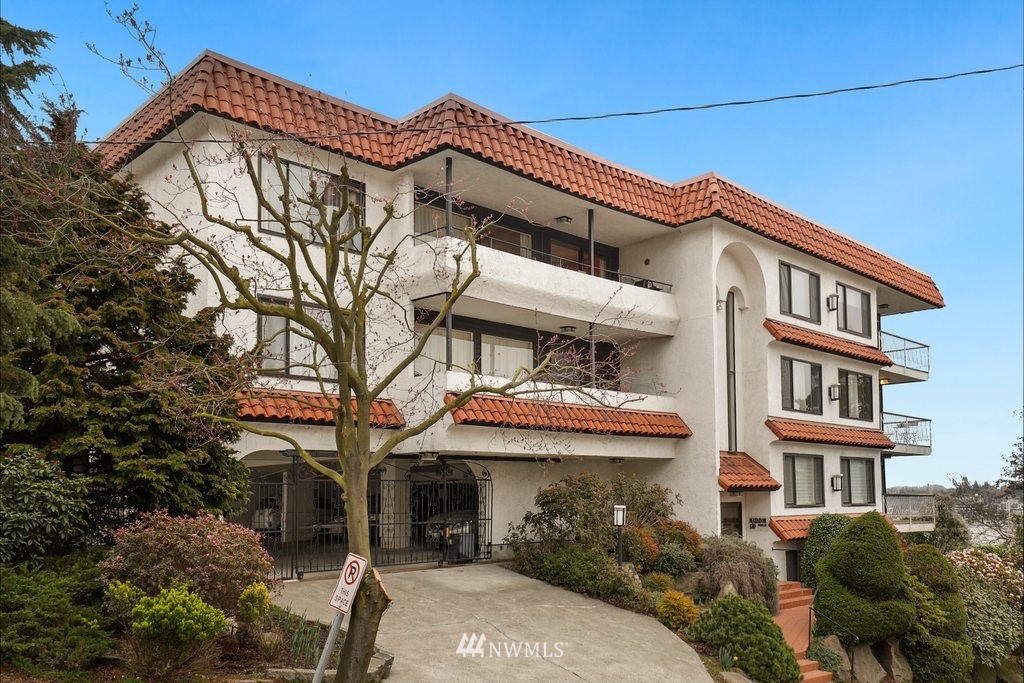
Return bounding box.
[312,553,369,683]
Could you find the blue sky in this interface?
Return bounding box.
[5,1,1022,486]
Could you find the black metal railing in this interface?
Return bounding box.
[414,230,673,293]
[884,493,936,528]
[881,331,930,373]
[882,411,932,449]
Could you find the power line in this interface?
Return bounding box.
[46,62,1024,146]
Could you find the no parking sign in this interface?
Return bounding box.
[329,553,368,613]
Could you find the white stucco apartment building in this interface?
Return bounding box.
[98,52,942,579]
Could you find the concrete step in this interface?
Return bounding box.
[778,580,803,590]
[779,588,812,601]
[799,658,819,673]
[779,594,813,609]
[801,669,834,683]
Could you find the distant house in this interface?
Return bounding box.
[98,51,942,580]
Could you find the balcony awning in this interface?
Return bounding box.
[766,418,895,449]
[763,319,892,366]
[769,512,899,542]
[236,389,405,428]
[719,451,782,492]
[444,392,692,438]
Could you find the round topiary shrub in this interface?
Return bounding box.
[901,631,974,683]
[690,595,801,683]
[813,564,916,644]
[655,520,702,557]
[101,511,272,613]
[802,513,853,589]
[820,511,905,601]
[656,590,698,631]
[128,584,227,679]
[651,542,696,577]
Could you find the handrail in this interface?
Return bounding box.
[414,231,674,293]
[880,331,930,373]
[882,412,932,449]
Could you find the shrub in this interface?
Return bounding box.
[690,595,801,683]
[700,535,777,611]
[0,447,89,565]
[958,568,1024,668]
[802,513,852,589]
[946,547,1023,612]
[903,495,970,553]
[237,581,271,637]
[806,638,845,681]
[643,572,674,594]
[651,542,696,577]
[656,590,698,630]
[813,564,916,644]
[821,511,905,601]
[654,520,702,557]
[101,511,272,612]
[127,584,227,679]
[903,545,965,640]
[537,545,644,608]
[0,552,113,673]
[901,630,974,683]
[621,526,659,572]
[103,580,146,629]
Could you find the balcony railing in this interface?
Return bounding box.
[884,493,936,530]
[881,332,930,373]
[414,231,673,293]
[883,412,932,450]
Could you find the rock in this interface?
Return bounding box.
[717,580,738,599]
[874,638,913,682]
[677,570,712,597]
[851,643,888,683]
[994,657,1023,683]
[972,663,998,683]
[817,634,852,682]
[720,671,753,683]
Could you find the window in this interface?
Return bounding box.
[839,369,873,421]
[260,158,365,249]
[413,325,474,376]
[413,322,535,378]
[480,224,532,258]
[257,303,338,381]
[782,357,822,414]
[841,458,875,505]
[413,201,472,239]
[784,454,824,507]
[780,262,821,323]
[837,284,871,336]
[480,334,533,376]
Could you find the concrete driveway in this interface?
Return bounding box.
[274,563,712,682]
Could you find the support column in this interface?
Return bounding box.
[588,209,597,381]
[445,157,454,369]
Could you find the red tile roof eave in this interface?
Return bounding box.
[763,319,893,366]
[765,418,895,450]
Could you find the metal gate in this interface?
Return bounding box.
[235,458,492,579]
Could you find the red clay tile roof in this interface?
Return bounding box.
[765,418,894,449]
[769,513,899,541]
[98,51,943,309]
[763,319,892,366]
[719,451,782,491]
[236,389,405,428]
[444,392,691,438]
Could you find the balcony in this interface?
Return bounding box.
[882,412,932,456]
[880,332,930,384]
[884,493,936,532]
[409,236,679,338]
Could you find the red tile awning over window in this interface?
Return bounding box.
[769,512,899,542]
[763,319,892,366]
[444,393,692,438]
[765,418,894,449]
[719,451,782,491]
[236,389,405,428]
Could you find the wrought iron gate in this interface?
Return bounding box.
[235,459,492,579]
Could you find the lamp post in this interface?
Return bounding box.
[613,504,626,569]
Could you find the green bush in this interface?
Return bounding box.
[901,630,974,683]
[903,495,970,553]
[700,535,778,611]
[958,568,1024,668]
[103,580,146,629]
[690,595,801,683]
[821,511,905,600]
[802,513,852,589]
[102,511,272,613]
[237,581,271,638]
[654,520,702,557]
[814,564,916,644]
[0,447,89,564]
[903,545,965,640]
[537,545,643,607]
[806,637,845,680]
[643,572,674,593]
[128,584,227,679]
[651,542,696,577]
[0,551,113,673]
[656,590,698,630]
[621,526,660,572]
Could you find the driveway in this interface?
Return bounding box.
[274,563,712,682]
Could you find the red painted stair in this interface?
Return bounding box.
[774,581,833,682]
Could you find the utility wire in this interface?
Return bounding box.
[48,62,1024,145]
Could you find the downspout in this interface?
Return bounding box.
[445,156,453,370]
[588,209,596,381]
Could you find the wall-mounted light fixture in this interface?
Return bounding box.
[826,294,840,311]
[559,325,577,335]
[828,384,842,401]
[419,451,439,464]
[555,215,573,226]
[608,458,624,465]
[831,474,844,492]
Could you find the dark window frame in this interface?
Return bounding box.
[256,297,337,383]
[779,261,821,324]
[837,283,872,338]
[781,356,823,415]
[784,454,825,508]
[841,457,876,506]
[838,369,874,421]
[257,156,366,252]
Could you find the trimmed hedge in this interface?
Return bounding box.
[690,595,801,683]
[802,513,852,589]
[904,545,966,641]
[901,631,974,683]
[820,511,904,600]
[813,564,916,644]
